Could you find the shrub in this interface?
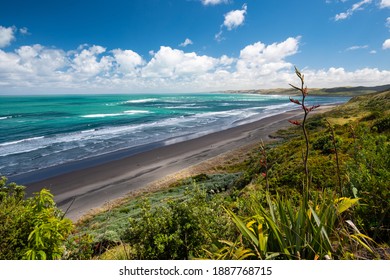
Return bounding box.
[372,116,390,133]
[345,128,390,242]
[124,187,233,259]
[0,177,73,259]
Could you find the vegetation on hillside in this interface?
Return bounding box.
[1,70,389,259]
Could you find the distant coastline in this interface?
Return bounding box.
[216,83,390,97]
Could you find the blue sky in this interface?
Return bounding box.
[0,0,389,93]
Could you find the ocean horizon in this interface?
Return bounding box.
[0,93,350,180]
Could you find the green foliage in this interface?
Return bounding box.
[0,177,73,259]
[372,116,390,133]
[62,233,94,260]
[123,187,233,259]
[313,134,335,155]
[345,126,390,241]
[76,173,240,253]
[210,192,376,260]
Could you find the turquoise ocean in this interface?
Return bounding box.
[0,93,349,179]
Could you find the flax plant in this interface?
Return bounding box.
[288,67,320,200]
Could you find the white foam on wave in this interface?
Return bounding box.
[164,105,208,109]
[0,116,11,120]
[124,98,158,104]
[123,110,150,114]
[0,136,47,157]
[0,136,45,147]
[264,103,294,111]
[82,110,150,118]
[82,113,123,118]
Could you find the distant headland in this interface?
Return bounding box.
[218,84,390,96]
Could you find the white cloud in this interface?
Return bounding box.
[71,45,112,76]
[303,67,390,87]
[0,37,389,93]
[370,50,377,54]
[219,54,234,66]
[15,44,67,75]
[346,45,369,51]
[201,0,228,5]
[379,0,390,8]
[386,17,390,29]
[214,30,224,42]
[383,39,390,49]
[0,44,70,89]
[223,4,247,30]
[335,0,372,21]
[142,46,218,78]
[335,12,349,21]
[234,37,300,85]
[19,27,29,35]
[179,38,193,47]
[112,49,144,75]
[0,26,15,48]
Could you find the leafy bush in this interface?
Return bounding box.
[313,134,335,154]
[62,233,94,260]
[345,127,390,242]
[0,177,73,259]
[123,187,233,259]
[372,116,390,133]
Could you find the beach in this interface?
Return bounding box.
[23,106,334,221]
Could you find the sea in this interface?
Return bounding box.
[0,93,350,180]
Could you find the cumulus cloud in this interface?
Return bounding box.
[235,37,300,85]
[179,38,193,47]
[201,0,228,5]
[71,45,112,76]
[112,49,144,75]
[379,0,390,8]
[0,26,15,48]
[304,67,390,87]
[383,39,390,49]
[0,36,389,93]
[142,46,218,78]
[223,4,247,30]
[335,0,372,21]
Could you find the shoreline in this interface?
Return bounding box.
[24,106,335,221]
